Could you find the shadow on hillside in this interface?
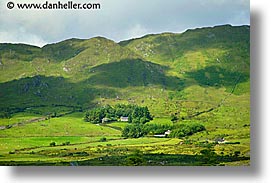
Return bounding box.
[0,75,120,110]
[85,59,183,90]
[0,59,184,109]
[186,66,249,88]
[0,59,250,110]
[42,38,87,62]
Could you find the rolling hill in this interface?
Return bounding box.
[0,24,249,118]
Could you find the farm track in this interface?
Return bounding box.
[98,123,122,131]
[0,116,47,130]
[185,74,243,119]
[0,111,75,130]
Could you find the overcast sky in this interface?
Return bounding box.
[0,0,250,47]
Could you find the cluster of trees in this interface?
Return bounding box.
[169,123,206,138]
[122,124,145,138]
[122,122,205,138]
[143,124,172,135]
[84,104,153,124]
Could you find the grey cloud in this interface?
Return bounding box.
[0,0,250,47]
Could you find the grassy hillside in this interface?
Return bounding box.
[0,24,250,122]
[0,24,250,165]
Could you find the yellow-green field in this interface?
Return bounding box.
[0,112,250,166]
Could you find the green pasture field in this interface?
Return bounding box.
[0,111,250,166]
[0,112,41,126]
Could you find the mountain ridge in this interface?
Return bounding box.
[0,24,249,48]
[0,24,250,119]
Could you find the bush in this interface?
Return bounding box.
[99,137,107,142]
[125,150,145,166]
[171,114,178,122]
[200,149,216,156]
[50,142,56,147]
[62,141,70,146]
[234,151,241,157]
[143,124,172,135]
[122,124,145,138]
[125,155,145,166]
[169,123,206,138]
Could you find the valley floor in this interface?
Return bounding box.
[0,113,250,166]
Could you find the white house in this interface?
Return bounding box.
[154,130,171,138]
[120,116,129,122]
[101,117,110,123]
[164,130,171,136]
[153,134,166,138]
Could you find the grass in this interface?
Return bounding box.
[147,118,173,125]
[0,135,249,165]
[0,112,41,126]
[106,122,128,130]
[0,113,121,137]
[0,111,250,166]
[0,136,95,154]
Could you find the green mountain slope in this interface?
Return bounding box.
[0,25,250,121]
[120,25,249,76]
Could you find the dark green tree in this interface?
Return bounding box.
[122,124,145,138]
